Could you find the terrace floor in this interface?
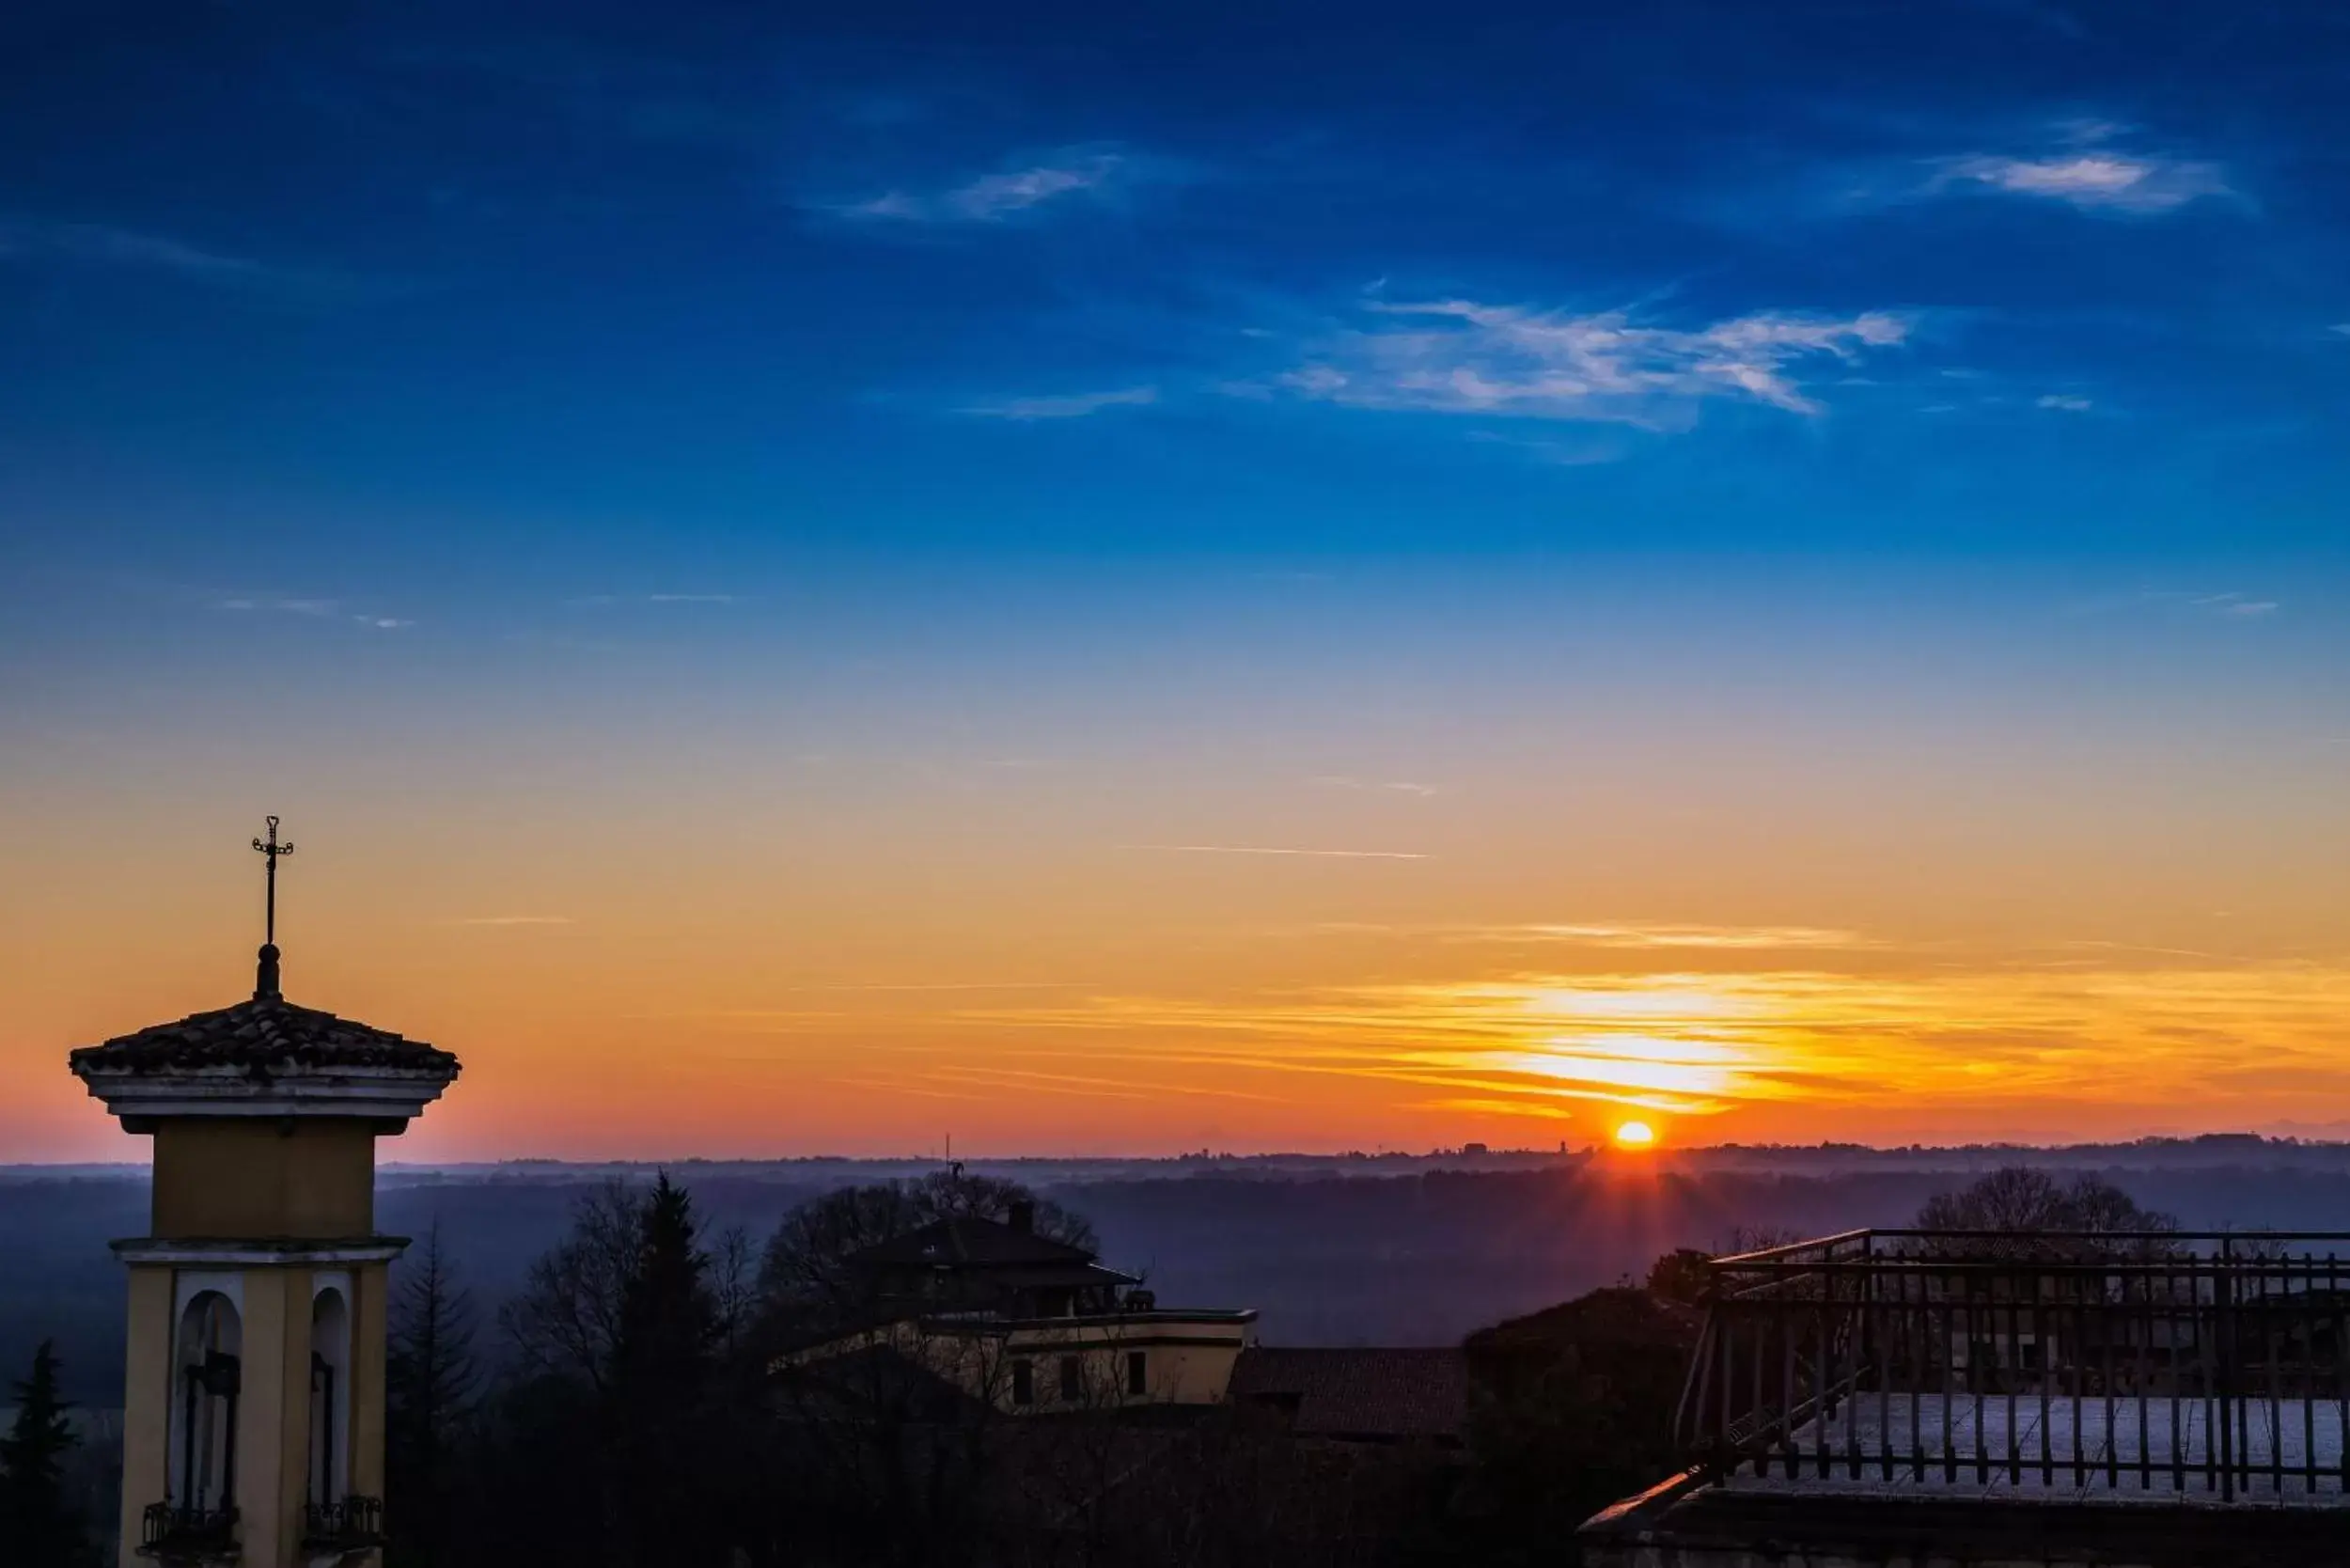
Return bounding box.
[1724,1392,2350,1503]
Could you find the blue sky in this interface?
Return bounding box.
[8,1,2350,1156]
[6,0,2348,583]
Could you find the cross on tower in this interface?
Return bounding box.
[250,816,295,998]
[252,814,295,945]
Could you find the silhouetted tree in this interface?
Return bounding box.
[1644,1248,1712,1305]
[1915,1168,2176,1255]
[758,1168,1093,1330]
[0,1341,93,1568]
[386,1221,478,1568]
[500,1180,644,1392]
[615,1172,718,1396]
[709,1224,758,1366]
[611,1174,722,1564]
[462,1176,748,1568]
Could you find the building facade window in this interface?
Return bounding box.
[1127,1350,1147,1397]
[1058,1356,1082,1403]
[1010,1359,1034,1405]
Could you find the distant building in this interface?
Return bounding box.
[773,1203,1258,1411]
[66,823,461,1568]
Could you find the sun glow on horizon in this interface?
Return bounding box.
[1614,1120,1658,1149]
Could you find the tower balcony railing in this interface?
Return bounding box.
[139,1501,240,1560]
[301,1495,385,1552]
[1676,1229,2350,1504]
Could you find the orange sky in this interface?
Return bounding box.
[10,675,2349,1163]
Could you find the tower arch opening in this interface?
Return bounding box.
[169,1290,243,1521]
[308,1284,352,1509]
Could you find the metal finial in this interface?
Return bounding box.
[251,816,294,998]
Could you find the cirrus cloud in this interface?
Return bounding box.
[960,385,1159,420]
[1935,151,2233,214]
[827,148,1142,226]
[1253,297,1910,426]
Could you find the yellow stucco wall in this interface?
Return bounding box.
[352,1262,388,1498]
[117,1267,173,1568]
[151,1120,376,1237]
[232,1267,292,1568]
[1001,1324,1254,1408]
[795,1317,1258,1414]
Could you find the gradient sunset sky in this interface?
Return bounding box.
[6,1,2350,1161]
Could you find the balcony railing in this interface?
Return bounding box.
[1677,1230,2350,1503]
[139,1502,240,1561]
[302,1495,385,1552]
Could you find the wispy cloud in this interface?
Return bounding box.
[711,980,1099,997]
[0,216,358,298]
[959,958,2350,1129]
[2188,592,2280,619]
[1449,923,1873,951]
[1122,843,1430,861]
[831,149,1134,225]
[1310,776,1439,798]
[2036,393,2094,412]
[960,385,1159,420]
[568,593,737,607]
[1935,149,2232,214]
[1256,298,1909,426]
[214,596,413,630]
[2070,588,2280,621]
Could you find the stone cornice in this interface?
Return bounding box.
[75,1064,455,1128]
[110,1235,412,1266]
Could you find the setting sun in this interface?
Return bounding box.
[1613,1120,1658,1149]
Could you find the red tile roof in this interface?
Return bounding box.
[1228,1347,1468,1442]
[70,994,458,1076]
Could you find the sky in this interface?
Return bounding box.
[4,0,2349,1161]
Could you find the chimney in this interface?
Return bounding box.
[1008,1200,1035,1234]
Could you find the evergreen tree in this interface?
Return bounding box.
[611,1172,723,1568]
[0,1340,91,1568]
[387,1220,479,1568]
[616,1171,718,1394]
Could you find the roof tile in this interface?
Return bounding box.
[70,995,458,1076]
[1228,1347,1468,1441]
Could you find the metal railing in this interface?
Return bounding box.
[139,1501,240,1560]
[302,1495,385,1550]
[1677,1230,2350,1502]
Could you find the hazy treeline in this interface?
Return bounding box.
[10,1156,2350,1404]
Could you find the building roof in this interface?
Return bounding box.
[980,1261,1143,1291]
[850,1215,1100,1270]
[1465,1285,1702,1358]
[1227,1347,1469,1443]
[69,988,458,1077]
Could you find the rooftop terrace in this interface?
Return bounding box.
[1680,1228,2350,1504]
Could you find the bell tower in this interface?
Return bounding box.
[68,819,461,1567]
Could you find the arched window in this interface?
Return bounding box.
[308,1286,351,1507]
[170,1291,243,1519]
